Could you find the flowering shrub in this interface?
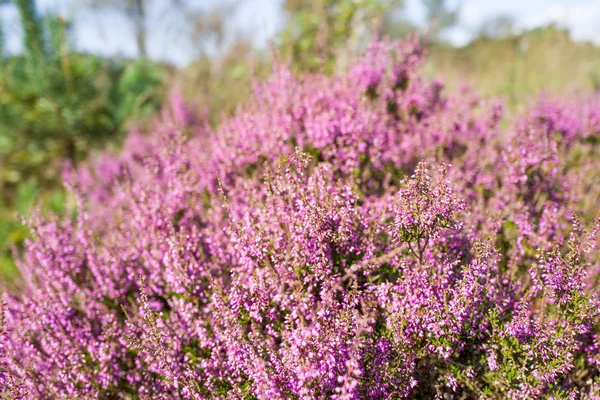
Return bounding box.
[3,37,600,399]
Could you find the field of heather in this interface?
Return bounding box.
[3,1,600,399]
[3,35,600,398]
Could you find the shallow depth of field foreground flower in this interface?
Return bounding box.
[3,37,600,399]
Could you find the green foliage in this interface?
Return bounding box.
[14,0,45,56]
[0,4,164,282]
[279,0,404,73]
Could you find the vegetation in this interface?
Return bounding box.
[426,26,600,110]
[4,36,600,398]
[2,2,600,395]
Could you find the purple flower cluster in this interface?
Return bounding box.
[3,37,600,398]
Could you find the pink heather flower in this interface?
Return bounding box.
[3,37,600,399]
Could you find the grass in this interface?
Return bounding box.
[424,26,600,111]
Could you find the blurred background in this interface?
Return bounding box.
[0,0,599,283]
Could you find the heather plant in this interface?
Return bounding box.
[3,37,600,399]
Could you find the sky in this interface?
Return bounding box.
[1,0,599,66]
[433,0,600,46]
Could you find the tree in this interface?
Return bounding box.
[88,0,149,57]
[13,0,45,56]
[280,0,405,72]
[185,1,239,58]
[86,0,239,61]
[421,0,459,39]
